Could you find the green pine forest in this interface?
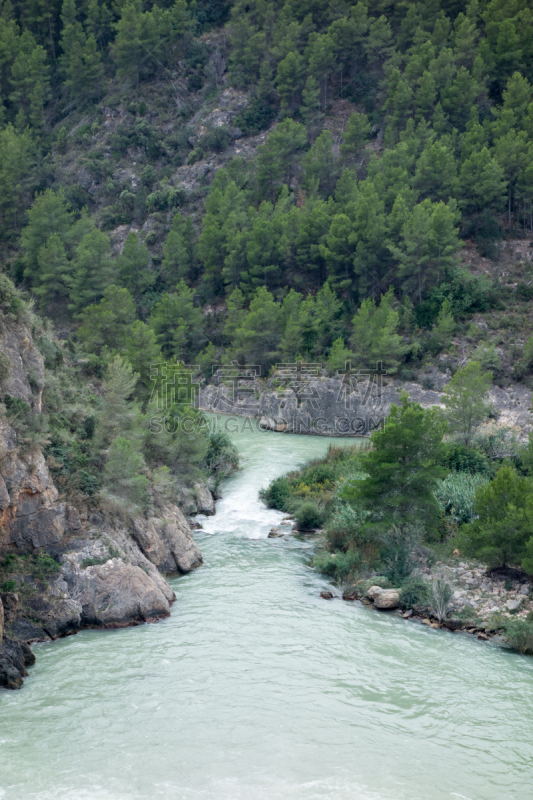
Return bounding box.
[2,0,533,379]
[4,0,533,604]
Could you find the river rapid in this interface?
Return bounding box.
[1,422,532,800]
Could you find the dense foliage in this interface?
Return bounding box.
[1,0,533,382]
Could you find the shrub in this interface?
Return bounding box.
[77,470,100,496]
[37,335,63,369]
[458,466,533,570]
[0,579,17,592]
[234,97,277,136]
[0,351,10,386]
[140,164,157,189]
[198,126,230,153]
[313,549,363,580]
[33,552,61,580]
[295,501,323,530]
[0,274,25,317]
[201,430,239,481]
[259,476,292,510]
[325,503,370,550]
[4,394,30,419]
[399,575,429,609]
[102,437,149,509]
[440,443,489,475]
[429,573,453,621]
[80,556,109,568]
[434,472,489,524]
[516,283,533,302]
[380,524,420,585]
[504,619,533,655]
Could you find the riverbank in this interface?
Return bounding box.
[268,518,532,645]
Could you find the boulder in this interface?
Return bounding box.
[0,637,34,689]
[373,589,400,610]
[194,483,216,515]
[320,591,334,599]
[366,585,385,600]
[131,503,203,574]
[506,599,521,611]
[73,559,173,627]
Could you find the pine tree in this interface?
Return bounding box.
[443,360,492,447]
[413,141,458,202]
[149,280,204,360]
[69,228,114,315]
[162,214,197,285]
[275,51,303,112]
[345,394,446,537]
[77,285,136,354]
[125,320,163,401]
[117,232,154,302]
[21,190,73,286]
[231,286,281,371]
[10,32,49,129]
[339,111,371,164]
[350,288,407,373]
[33,233,71,310]
[302,130,338,198]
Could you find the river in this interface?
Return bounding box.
[1,422,532,800]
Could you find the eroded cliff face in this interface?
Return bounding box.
[0,323,205,690]
[199,375,533,438]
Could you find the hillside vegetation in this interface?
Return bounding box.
[0,0,533,386]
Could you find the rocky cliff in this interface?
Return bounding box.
[0,318,205,690]
[199,371,533,438]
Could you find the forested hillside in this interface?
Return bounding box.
[2,0,533,384]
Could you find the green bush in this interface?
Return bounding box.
[77,470,101,496]
[259,476,292,510]
[295,501,323,530]
[33,553,61,580]
[434,472,489,524]
[0,579,17,592]
[0,351,10,386]
[140,164,157,189]
[440,443,489,475]
[199,126,230,153]
[399,575,430,609]
[313,549,363,580]
[504,619,533,655]
[325,503,370,550]
[37,335,63,370]
[0,274,25,317]
[4,394,30,419]
[380,524,420,585]
[234,97,277,136]
[201,430,239,482]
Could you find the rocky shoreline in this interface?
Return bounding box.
[268,523,532,646]
[199,374,533,438]
[328,559,533,644]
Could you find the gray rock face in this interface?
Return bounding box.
[0,419,67,552]
[131,502,203,573]
[0,636,35,689]
[0,317,45,411]
[199,375,533,437]
[194,482,216,515]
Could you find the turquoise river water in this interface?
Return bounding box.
[0,421,532,800]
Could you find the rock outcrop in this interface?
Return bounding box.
[198,375,533,437]
[0,320,205,689]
